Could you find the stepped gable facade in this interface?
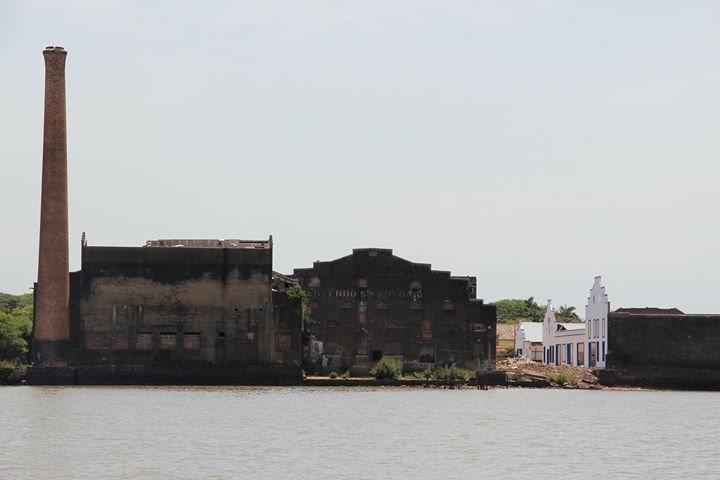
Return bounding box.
[293,248,496,373]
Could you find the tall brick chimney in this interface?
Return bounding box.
[33,46,71,366]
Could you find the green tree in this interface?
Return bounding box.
[0,293,34,365]
[494,297,544,323]
[286,285,308,327]
[557,304,581,322]
[0,292,32,312]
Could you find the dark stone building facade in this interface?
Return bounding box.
[32,237,303,384]
[293,248,496,374]
[598,309,720,390]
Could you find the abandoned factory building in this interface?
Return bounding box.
[29,46,496,385]
[57,237,303,384]
[293,248,497,374]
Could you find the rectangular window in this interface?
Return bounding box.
[602,318,606,338]
[577,343,584,367]
[419,344,435,363]
[159,333,176,350]
[602,341,606,362]
[85,332,108,350]
[136,332,153,350]
[566,344,572,365]
[111,333,128,350]
[183,333,201,351]
[555,344,560,366]
[422,319,432,339]
[589,342,597,368]
[275,333,292,352]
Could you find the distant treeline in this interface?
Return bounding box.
[494,297,581,324]
[0,293,33,366]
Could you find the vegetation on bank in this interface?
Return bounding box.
[0,293,33,366]
[367,357,477,382]
[548,371,578,386]
[494,297,581,323]
[370,357,403,379]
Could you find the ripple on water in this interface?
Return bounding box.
[1,387,719,480]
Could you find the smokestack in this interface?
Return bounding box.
[34,46,70,366]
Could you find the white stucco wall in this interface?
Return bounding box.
[585,276,610,368]
[516,322,543,361]
[542,300,587,366]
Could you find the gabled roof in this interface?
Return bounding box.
[518,322,543,342]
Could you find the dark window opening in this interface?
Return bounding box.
[371,350,383,362]
[419,344,435,363]
[183,333,201,351]
[275,333,292,352]
[159,333,176,350]
[135,332,153,351]
[218,332,226,338]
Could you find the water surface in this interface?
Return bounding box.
[1,386,718,479]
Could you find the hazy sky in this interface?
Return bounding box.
[2,1,720,314]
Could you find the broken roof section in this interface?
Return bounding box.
[558,323,585,331]
[144,238,271,249]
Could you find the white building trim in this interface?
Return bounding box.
[585,276,610,368]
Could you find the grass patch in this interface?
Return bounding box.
[548,372,578,386]
[402,365,477,382]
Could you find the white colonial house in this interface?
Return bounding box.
[542,276,612,369]
[515,322,543,362]
[542,300,586,366]
[585,276,610,368]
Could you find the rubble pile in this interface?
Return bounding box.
[499,357,600,388]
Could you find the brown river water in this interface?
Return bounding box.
[1,386,719,479]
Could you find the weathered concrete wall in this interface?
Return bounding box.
[599,312,720,389]
[38,243,304,385]
[294,248,496,374]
